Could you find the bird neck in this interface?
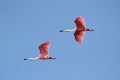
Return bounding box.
[60,28,76,32]
[24,57,39,61]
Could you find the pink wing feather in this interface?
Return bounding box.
[74,31,85,43]
[74,16,86,30]
[38,41,50,58]
[74,17,86,43]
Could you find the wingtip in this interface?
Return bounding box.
[75,16,83,20]
[77,16,83,18]
[77,42,82,44]
[76,40,83,44]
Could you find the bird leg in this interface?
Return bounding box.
[89,29,94,31]
[86,28,94,32]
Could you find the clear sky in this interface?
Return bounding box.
[0,0,120,80]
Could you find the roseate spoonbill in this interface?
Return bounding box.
[60,16,94,43]
[24,41,56,61]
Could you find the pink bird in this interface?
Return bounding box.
[24,41,56,61]
[60,16,94,43]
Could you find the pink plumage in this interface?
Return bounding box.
[74,16,86,29]
[74,31,85,43]
[39,41,50,59]
[59,16,94,44]
[74,16,86,43]
[24,41,56,61]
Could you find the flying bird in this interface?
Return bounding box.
[24,41,56,61]
[60,16,94,43]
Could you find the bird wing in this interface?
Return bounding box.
[38,41,50,58]
[74,31,85,43]
[74,16,86,30]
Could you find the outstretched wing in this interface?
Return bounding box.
[74,16,86,30]
[38,41,50,58]
[74,31,85,43]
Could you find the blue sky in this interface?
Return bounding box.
[0,0,120,80]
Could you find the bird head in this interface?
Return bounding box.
[60,30,64,32]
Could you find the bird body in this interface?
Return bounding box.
[24,41,56,61]
[60,16,94,43]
